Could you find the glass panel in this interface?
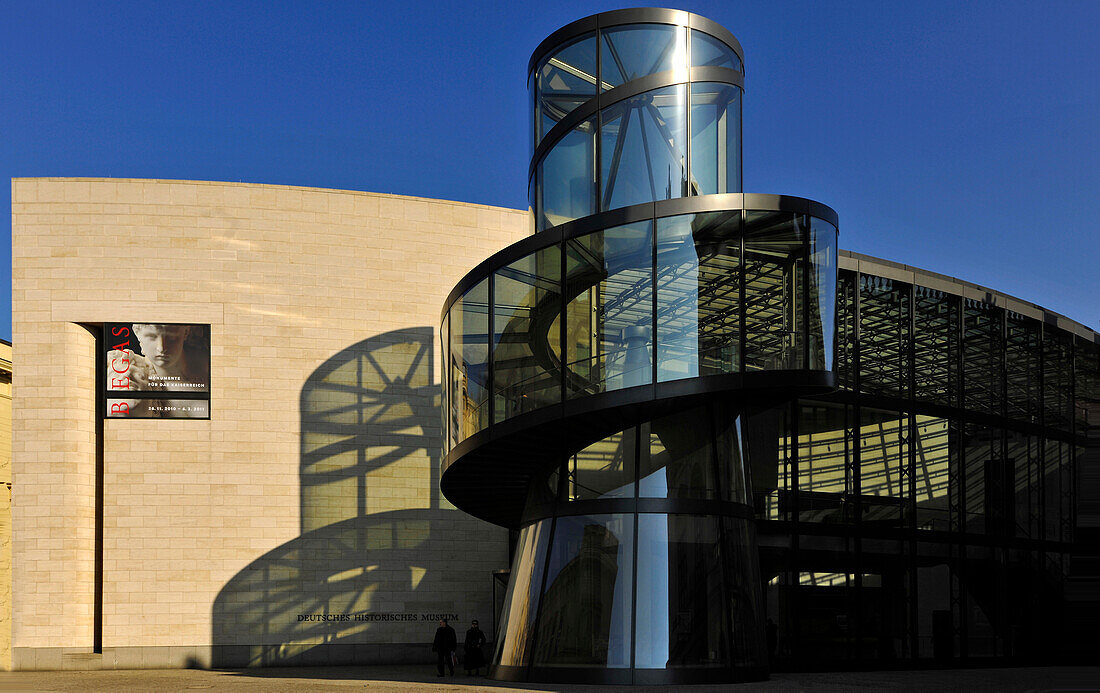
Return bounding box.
[533,514,634,668]
[1075,339,1098,434]
[495,520,551,667]
[690,30,742,72]
[601,84,687,211]
[536,33,598,145]
[962,300,1001,415]
[449,279,489,444]
[568,429,636,501]
[655,211,740,381]
[538,117,596,231]
[441,313,449,455]
[808,217,836,371]
[745,405,791,520]
[914,286,959,406]
[962,423,995,535]
[717,411,750,504]
[835,270,857,390]
[689,82,741,195]
[913,415,953,531]
[1005,429,1039,539]
[1043,439,1065,542]
[744,211,806,371]
[860,408,905,526]
[1006,313,1040,422]
[564,222,653,396]
[493,246,562,422]
[600,24,686,90]
[915,544,951,659]
[859,275,909,397]
[796,401,852,524]
[635,514,730,668]
[641,408,718,499]
[722,517,765,667]
[1043,329,1073,432]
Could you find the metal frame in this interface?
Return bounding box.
[527,9,744,82]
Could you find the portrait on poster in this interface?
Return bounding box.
[104,323,211,419]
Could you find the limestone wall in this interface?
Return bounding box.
[10,178,528,669]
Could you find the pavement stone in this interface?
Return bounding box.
[0,665,1096,692]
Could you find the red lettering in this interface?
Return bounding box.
[111,341,129,351]
[110,376,130,389]
[111,326,130,337]
[110,402,130,415]
[110,356,130,374]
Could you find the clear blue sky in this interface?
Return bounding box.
[2,0,1097,341]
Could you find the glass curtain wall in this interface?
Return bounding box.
[443,208,837,448]
[497,404,764,676]
[531,23,743,231]
[749,268,1086,667]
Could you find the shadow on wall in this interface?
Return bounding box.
[212,328,492,667]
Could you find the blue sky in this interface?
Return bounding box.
[2,0,1097,341]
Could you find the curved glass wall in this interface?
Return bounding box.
[442,206,839,450]
[600,24,687,90]
[491,404,764,677]
[531,23,742,147]
[530,22,743,232]
[533,33,598,147]
[600,85,688,210]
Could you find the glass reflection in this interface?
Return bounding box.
[493,246,562,422]
[600,24,687,90]
[691,30,742,72]
[963,423,997,535]
[640,411,718,499]
[860,275,909,397]
[534,514,634,668]
[538,117,596,231]
[913,286,959,406]
[441,313,449,454]
[860,408,906,526]
[744,212,807,371]
[796,402,853,524]
[495,520,551,667]
[962,300,1000,415]
[808,217,836,370]
[1006,313,1041,422]
[535,33,598,145]
[635,514,729,668]
[601,85,687,211]
[568,431,636,500]
[913,415,953,531]
[565,222,653,396]
[656,211,740,381]
[689,82,741,195]
[1043,330,1073,432]
[449,279,489,444]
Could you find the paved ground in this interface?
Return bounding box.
[0,665,1097,692]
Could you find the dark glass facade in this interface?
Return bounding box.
[440,7,1098,685]
[753,261,1093,668]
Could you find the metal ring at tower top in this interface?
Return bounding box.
[528,8,744,78]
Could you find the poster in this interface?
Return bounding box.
[104,323,210,419]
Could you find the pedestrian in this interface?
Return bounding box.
[463,619,487,675]
[431,618,457,677]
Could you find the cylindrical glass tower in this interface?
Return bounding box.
[440,9,839,685]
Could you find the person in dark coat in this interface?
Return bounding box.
[432,618,457,676]
[463,619,487,675]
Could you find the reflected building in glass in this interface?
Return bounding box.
[440,8,1098,685]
